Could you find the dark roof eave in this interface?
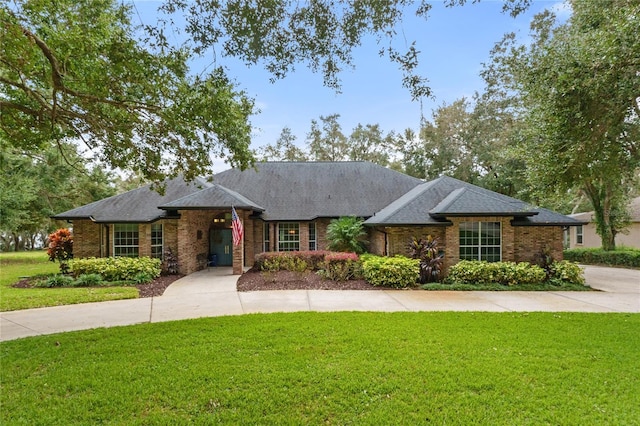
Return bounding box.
[51,214,180,224]
[158,205,265,212]
[430,211,538,219]
[511,221,588,227]
[364,221,452,227]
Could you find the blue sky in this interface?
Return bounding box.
[131,1,569,169]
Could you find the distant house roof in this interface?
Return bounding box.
[570,196,640,223]
[52,176,211,223]
[365,176,582,226]
[212,161,423,221]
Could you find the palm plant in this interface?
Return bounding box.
[326,216,367,254]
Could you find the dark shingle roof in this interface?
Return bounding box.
[365,175,582,226]
[430,187,536,217]
[52,176,211,223]
[158,184,264,211]
[212,162,423,221]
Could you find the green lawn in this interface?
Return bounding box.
[0,251,138,312]
[1,312,638,424]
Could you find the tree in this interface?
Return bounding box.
[1,0,255,184]
[307,114,349,161]
[161,0,432,100]
[486,1,640,250]
[0,142,115,251]
[348,124,394,166]
[257,127,308,162]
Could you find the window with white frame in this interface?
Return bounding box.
[114,224,139,257]
[459,221,501,262]
[278,223,300,251]
[576,225,583,245]
[308,222,317,251]
[151,223,163,259]
[263,222,270,252]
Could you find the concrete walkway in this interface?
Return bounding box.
[1,265,638,342]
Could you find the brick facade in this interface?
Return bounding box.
[72,220,102,258]
[71,213,565,277]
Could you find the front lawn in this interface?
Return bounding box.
[1,312,638,424]
[0,251,138,311]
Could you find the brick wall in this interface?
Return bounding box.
[514,226,564,263]
[72,220,102,258]
[368,227,386,255]
[177,210,213,275]
[386,226,447,258]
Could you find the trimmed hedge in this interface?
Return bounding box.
[318,253,362,281]
[564,248,640,268]
[445,260,547,286]
[361,255,420,288]
[255,251,331,271]
[70,257,161,281]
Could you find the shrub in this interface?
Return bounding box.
[318,252,362,281]
[564,247,640,268]
[549,260,585,285]
[73,273,104,287]
[132,272,154,284]
[70,257,161,281]
[326,217,367,254]
[408,236,444,283]
[361,255,420,288]
[47,228,73,274]
[259,252,309,273]
[255,251,331,271]
[445,261,546,286]
[36,274,75,288]
[162,248,180,275]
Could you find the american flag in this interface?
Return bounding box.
[231,206,243,246]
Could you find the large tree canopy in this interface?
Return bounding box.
[1,0,255,183]
[2,0,537,184]
[486,0,640,249]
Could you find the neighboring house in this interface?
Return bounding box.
[567,196,640,249]
[53,162,583,275]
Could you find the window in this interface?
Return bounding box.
[151,223,163,259]
[576,225,583,245]
[114,224,139,257]
[278,223,300,251]
[459,221,501,262]
[263,222,270,252]
[308,222,317,251]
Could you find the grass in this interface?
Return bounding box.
[0,251,138,312]
[1,312,638,425]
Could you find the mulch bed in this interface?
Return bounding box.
[237,268,397,291]
[12,275,184,298]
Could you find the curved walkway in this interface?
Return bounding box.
[1,265,638,342]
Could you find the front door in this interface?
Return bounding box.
[209,228,233,266]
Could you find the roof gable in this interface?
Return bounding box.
[159,184,264,211]
[365,175,581,226]
[53,176,211,223]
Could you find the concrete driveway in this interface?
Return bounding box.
[1,265,638,342]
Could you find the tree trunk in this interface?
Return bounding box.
[584,182,617,251]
